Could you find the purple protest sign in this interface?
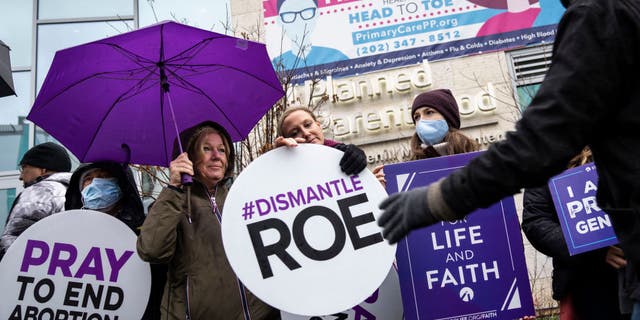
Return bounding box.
[384,151,534,320]
[548,163,618,255]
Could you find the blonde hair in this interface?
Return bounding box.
[277,107,318,137]
[186,125,233,177]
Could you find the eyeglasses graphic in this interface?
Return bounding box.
[279,8,316,23]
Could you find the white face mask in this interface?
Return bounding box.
[416,119,449,145]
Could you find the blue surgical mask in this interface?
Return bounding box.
[81,178,122,210]
[416,119,449,145]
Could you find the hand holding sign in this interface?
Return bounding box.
[333,143,367,175]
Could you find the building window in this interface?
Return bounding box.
[38,0,133,20]
[36,21,134,92]
[138,0,230,32]
[0,1,34,68]
[507,45,553,112]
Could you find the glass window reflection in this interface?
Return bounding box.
[0,188,17,233]
[38,0,133,20]
[138,0,230,33]
[36,21,133,93]
[0,72,31,125]
[0,72,32,171]
[0,2,33,67]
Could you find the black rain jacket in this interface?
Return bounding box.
[439,0,640,272]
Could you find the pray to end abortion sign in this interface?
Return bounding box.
[548,163,618,255]
[0,210,151,320]
[384,151,534,320]
[222,144,396,316]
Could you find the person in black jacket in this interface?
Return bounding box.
[65,161,165,320]
[65,161,145,229]
[377,0,640,286]
[522,148,626,319]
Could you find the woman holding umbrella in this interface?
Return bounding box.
[137,121,279,319]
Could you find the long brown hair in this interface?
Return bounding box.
[567,147,593,169]
[409,129,479,160]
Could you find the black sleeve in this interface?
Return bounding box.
[521,185,570,259]
[440,1,630,217]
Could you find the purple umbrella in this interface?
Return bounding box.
[27,21,284,168]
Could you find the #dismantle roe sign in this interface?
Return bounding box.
[222,144,396,316]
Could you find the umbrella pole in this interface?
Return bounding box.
[162,72,193,224]
[162,71,192,186]
[185,185,192,224]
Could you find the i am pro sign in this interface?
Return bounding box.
[548,163,618,255]
[384,152,534,320]
[0,210,151,320]
[222,144,396,316]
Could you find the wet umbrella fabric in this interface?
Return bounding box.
[27,21,284,167]
[0,40,16,98]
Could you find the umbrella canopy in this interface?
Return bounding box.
[0,40,16,98]
[27,21,284,167]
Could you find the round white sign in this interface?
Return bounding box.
[281,265,403,319]
[0,210,151,319]
[222,144,396,316]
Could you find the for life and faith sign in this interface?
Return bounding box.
[222,144,396,316]
[384,151,534,320]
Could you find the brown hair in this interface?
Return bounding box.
[277,106,318,137]
[409,129,479,160]
[567,146,593,169]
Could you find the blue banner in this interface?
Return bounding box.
[264,0,564,84]
[548,163,619,256]
[385,152,534,320]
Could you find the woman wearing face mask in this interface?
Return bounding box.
[408,89,479,159]
[64,161,164,320]
[65,161,145,231]
[373,89,479,187]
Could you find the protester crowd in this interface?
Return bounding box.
[4,83,634,319]
[3,0,640,318]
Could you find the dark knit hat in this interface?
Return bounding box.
[20,142,71,172]
[411,89,461,129]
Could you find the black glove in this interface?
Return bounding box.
[377,186,440,243]
[335,144,367,175]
